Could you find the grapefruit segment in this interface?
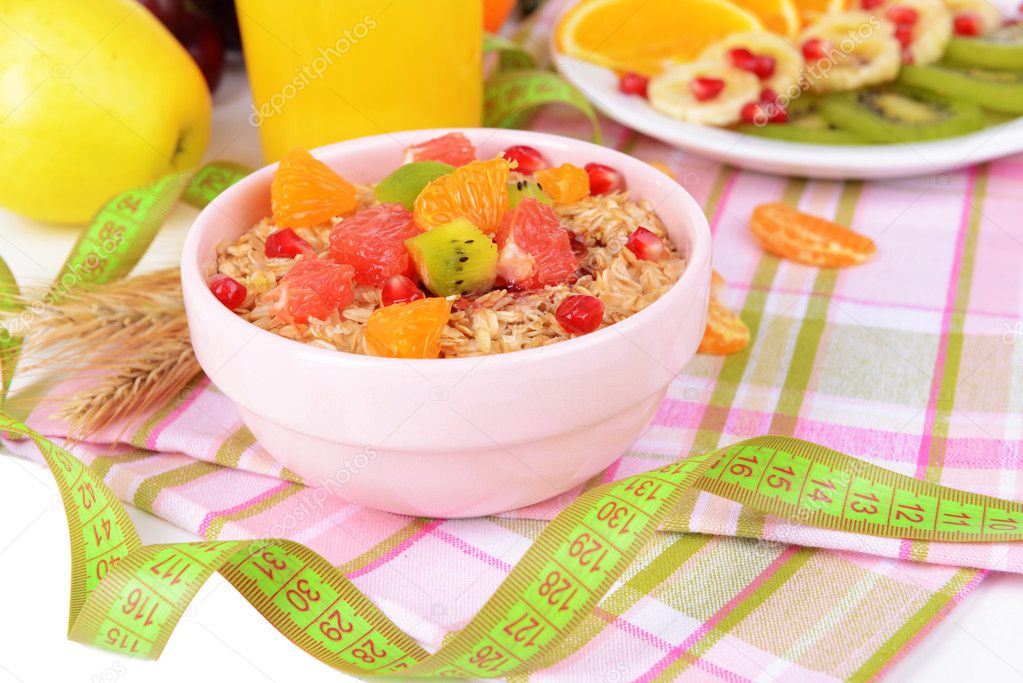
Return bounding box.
[496,198,579,290]
[267,258,356,324]
[403,133,477,167]
[329,203,422,287]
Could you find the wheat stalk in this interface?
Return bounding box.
[1,268,199,438]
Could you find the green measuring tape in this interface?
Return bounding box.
[482,32,603,143]
[7,418,1022,678]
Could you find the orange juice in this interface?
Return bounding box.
[237,0,483,162]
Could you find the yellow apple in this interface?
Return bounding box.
[0,0,211,224]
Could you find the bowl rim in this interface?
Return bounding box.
[181,127,712,371]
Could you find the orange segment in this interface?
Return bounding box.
[740,0,801,36]
[365,297,452,359]
[699,297,751,355]
[751,202,876,268]
[413,158,511,235]
[534,163,590,204]
[271,149,358,228]
[791,0,848,24]
[556,0,765,75]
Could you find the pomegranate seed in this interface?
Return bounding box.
[625,226,666,261]
[740,101,768,125]
[555,295,604,335]
[894,23,914,48]
[802,38,832,61]
[689,76,726,101]
[265,228,314,259]
[760,87,779,104]
[618,71,650,97]
[953,12,983,35]
[752,55,776,79]
[381,274,425,306]
[584,162,626,195]
[210,274,247,310]
[886,5,919,25]
[768,103,788,123]
[902,47,916,63]
[502,145,547,175]
[861,0,884,8]
[728,47,758,71]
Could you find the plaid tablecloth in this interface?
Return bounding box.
[11,125,1023,679]
[9,5,1023,677]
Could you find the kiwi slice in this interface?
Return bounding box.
[508,179,553,208]
[944,23,1023,72]
[737,97,868,145]
[405,218,498,297]
[819,86,986,144]
[375,161,454,210]
[899,63,1023,114]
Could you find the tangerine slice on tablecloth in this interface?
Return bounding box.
[534,163,590,204]
[699,295,751,355]
[365,297,452,359]
[271,149,358,228]
[556,0,764,75]
[750,202,876,268]
[413,158,511,234]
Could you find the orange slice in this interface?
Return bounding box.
[365,297,452,359]
[741,0,801,36]
[751,202,876,268]
[699,297,750,355]
[413,158,511,234]
[556,0,764,75]
[271,149,358,228]
[791,0,848,24]
[534,163,590,204]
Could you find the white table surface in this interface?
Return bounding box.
[0,65,1021,683]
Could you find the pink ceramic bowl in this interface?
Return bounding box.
[181,128,711,518]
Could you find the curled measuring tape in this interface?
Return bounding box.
[6,416,1022,678]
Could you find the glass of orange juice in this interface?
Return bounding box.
[237,0,483,162]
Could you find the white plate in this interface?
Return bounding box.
[551,51,1023,180]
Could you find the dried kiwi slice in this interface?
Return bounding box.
[405,218,498,297]
[375,161,454,210]
[899,63,1023,114]
[737,96,868,145]
[943,23,1023,72]
[819,86,986,144]
[508,179,552,208]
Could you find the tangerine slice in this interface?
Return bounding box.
[750,202,875,268]
[365,297,452,359]
[556,0,764,75]
[791,0,848,23]
[413,158,511,235]
[534,163,590,204]
[271,149,358,228]
[699,297,751,355]
[741,0,800,36]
